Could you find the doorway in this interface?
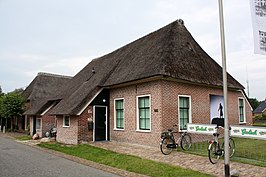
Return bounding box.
[94,106,108,141]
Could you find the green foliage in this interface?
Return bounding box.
[253,115,266,127]
[0,92,25,119]
[254,115,266,120]
[249,98,260,110]
[0,94,4,118]
[15,135,32,141]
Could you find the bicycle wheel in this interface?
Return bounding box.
[180,134,192,151]
[160,137,175,155]
[208,142,220,164]
[222,137,235,157]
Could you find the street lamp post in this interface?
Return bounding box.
[218,0,230,176]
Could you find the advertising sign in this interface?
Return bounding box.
[210,95,224,122]
[187,123,217,135]
[231,126,266,140]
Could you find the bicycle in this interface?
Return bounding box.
[208,118,235,164]
[160,124,192,155]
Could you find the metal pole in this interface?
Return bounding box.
[218,0,230,176]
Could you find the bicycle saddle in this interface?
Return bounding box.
[211,117,224,127]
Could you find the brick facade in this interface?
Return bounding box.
[41,113,56,137]
[56,106,93,144]
[55,79,252,146]
[77,106,93,143]
[56,115,79,144]
[109,79,252,146]
[110,81,163,146]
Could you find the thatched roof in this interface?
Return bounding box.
[50,20,244,115]
[23,72,72,115]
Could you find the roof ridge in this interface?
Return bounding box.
[38,72,72,79]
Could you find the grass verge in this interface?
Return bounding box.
[38,143,212,177]
[14,135,32,141]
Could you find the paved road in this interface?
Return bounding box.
[0,137,121,177]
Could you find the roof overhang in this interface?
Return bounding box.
[103,74,241,91]
[76,88,103,116]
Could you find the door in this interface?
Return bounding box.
[94,106,107,141]
[33,116,36,135]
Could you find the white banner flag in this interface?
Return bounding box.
[250,0,266,55]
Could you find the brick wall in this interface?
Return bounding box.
[161,80,252,127]
[56,115,79,144]
[109,79,253,146]
[55,106,93,144]
[110,80,163,146]
[77,106,93,143]
[41,111,56,137]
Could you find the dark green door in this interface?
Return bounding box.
[33,116,36,135]
[94,106,107,141]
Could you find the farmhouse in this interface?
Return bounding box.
[22,72,71,137]
[39,20,252,146]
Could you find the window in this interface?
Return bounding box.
[63,115,70,127]
[137,95,151,131]
[36,118,41,130]
[239,98,245,123]
[178,96,191,131]
[114,99,124,129]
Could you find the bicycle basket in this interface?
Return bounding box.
[161,132,167,138]
[161,131,169,138]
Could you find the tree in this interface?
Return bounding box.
[0,86,4,96]
[1,92,25,130]
[0,94,4,118]
[249,98,260,110]
[13,87,24,94]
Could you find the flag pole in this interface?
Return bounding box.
[218,0,230,176]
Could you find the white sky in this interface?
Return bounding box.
[0,0,265,101]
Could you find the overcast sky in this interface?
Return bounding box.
[0,0,265,101]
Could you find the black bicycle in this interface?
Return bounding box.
[160,125,192,155]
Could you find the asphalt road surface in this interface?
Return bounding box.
[0,137,121,177]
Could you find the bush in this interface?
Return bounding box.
[254,115,266,120]
[253,115,266,127]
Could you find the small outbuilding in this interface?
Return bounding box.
[253,99,266,116]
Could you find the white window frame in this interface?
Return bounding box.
[36,118,41,130]
[63,115,70,127]
[136,94,151,132]
[178,95,192,132]
[238,97,246,124]
[114,98,125,130]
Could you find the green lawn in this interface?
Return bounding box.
[38,143,212,177]
[232,137,266,166]
[14,135,32,141]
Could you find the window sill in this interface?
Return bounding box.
[136,129,151,133]
[113,128,124,131]
[63,126,70,128]
[239,122,246,125]
[179,130,188,132]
